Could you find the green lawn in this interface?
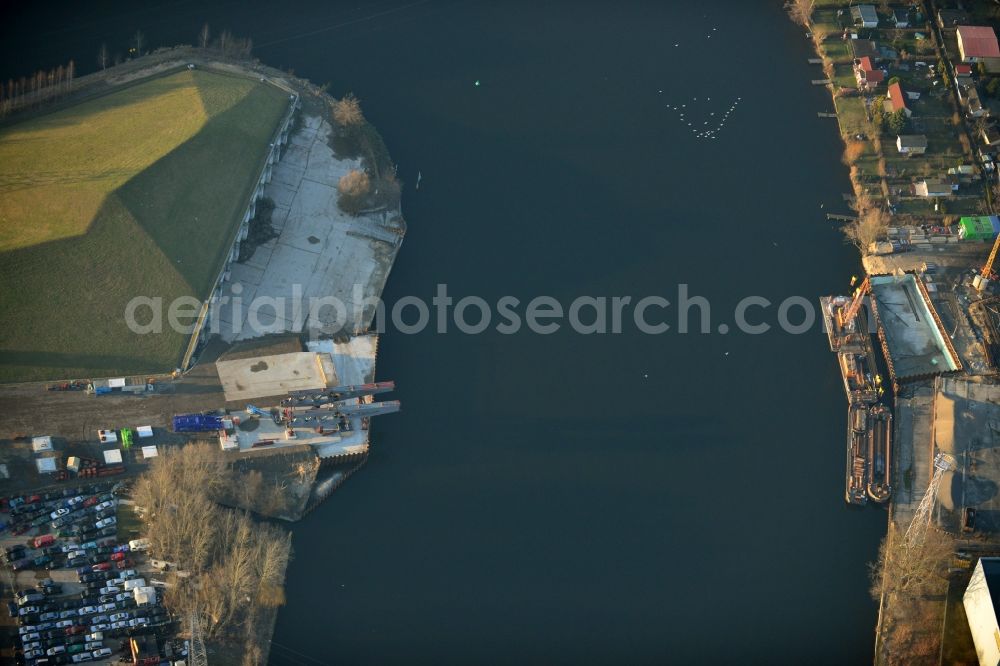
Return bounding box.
[835,96,869,137]
[0,68,290,382]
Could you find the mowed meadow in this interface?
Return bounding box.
[0,69,290,382]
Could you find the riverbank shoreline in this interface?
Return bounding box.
[790,1,998,663]
[0,44,405,665]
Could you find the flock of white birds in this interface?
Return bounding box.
[660,25,742,140]
[662,95,742,140]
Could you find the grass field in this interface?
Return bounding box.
[0,69,290,382]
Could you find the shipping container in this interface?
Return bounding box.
[171,414,224,432]
[958,215,1000,240]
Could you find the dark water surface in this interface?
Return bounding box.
[1,1,886,663]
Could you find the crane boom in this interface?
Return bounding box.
[839,276,870,328]
[983,232,1000,279]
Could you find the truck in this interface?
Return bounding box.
[87,377,151,396]
[171,414,224,433]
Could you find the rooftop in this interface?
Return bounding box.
[933,379,1000,534]
[887,81,908,112]
[958,25,1000,58]
[897,134,928,149]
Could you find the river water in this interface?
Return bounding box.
[1,1,887,663]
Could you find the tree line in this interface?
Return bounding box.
[131,442,292,656]
[0,22,255,120]
[0,60,75,118]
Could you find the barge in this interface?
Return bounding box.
[823,278,893,505]
[867,404,892,503]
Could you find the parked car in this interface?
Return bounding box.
[65,624,86,635]
[55,620,74,628]
[98,586,119,595]
[11,557,33,571]
[89,623,108,632]
[46,645,66,655]
[49,508,69,520]
[76,606,96,617]
[18,592,44,605]
[90,563,111,572]
[91,647,111,659]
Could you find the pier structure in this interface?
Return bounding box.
[221,381,399,459]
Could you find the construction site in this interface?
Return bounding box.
[0,44,407,666]
[819,211,1000,661]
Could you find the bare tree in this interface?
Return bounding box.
[97,43,109,70]
[132,442,292,646]
[199,23,210,49]
[339,169,371,198]
[132,29,145,57]
[332,93,364,127]
[787,0,813,28]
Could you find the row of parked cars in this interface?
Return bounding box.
[1,483,172,665]
[7,551,169,664]
[3,484,118,537]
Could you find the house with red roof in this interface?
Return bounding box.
[884,82,911,117]
[957,26,1000,62]
[854,57,884,90]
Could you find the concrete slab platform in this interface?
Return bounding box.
[306,335,378,385]
[216,352,335,402]
[216,113,401,343]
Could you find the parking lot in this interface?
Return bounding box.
[0,481,186,665]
